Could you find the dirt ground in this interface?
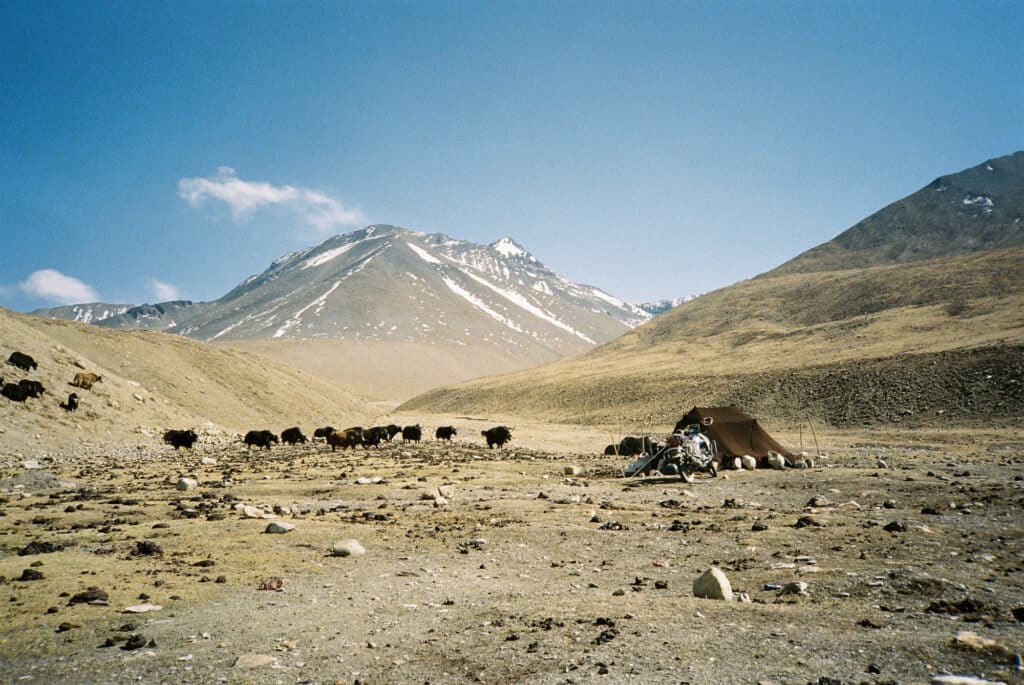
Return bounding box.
[1,421,1022,685]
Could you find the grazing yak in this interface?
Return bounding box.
[7,351,37,371]
[362,426,388,448]
[402,425,422,442]
[164,429,199,450]
[326,427,363,451]
[482,426,513,449]
[244,430,279,450]
[385,424,402,441]
[72,372,103,390]
[435,426,457,441]
[616,436,654,457]
[2,383,29,402]
[280,427,308,445]
[312,426,335,441]
[17,379,45,398]
[60,392,79,412]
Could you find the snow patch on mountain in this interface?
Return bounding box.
[407,242,442,264]
[461,270,595,344]
[273,280,343,338]
[302,242,358,269]
[442,277,522,334]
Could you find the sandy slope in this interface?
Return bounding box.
[0,308,373,453]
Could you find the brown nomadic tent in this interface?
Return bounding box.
[673,405,794,463]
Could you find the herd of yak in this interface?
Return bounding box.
[3,349,514,454]
[163,423,515,452]
[2,350,98,410]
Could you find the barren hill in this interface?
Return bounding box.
[0,308,371,453]
[400,155,1024,428]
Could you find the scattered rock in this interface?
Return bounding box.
[883,520,908,532]
[55,622,79,633]
[258,578,284,591]
[692,568,733,601]
[883,499,897,509]
[563,465,580,476]
[18,541,62,556]
[200,456,217,466]
[175,477,198,491]
[807,496,830,507]
[931,676,1010,685]
[751,522,769,532]
[740,455,757,470]
[264,521,295,534]
[766,452,786,469]
[332,539,366,557]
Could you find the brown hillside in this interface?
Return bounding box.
[0,308,372,452]
[399,248,1024,428]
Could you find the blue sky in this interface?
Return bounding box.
[1,0,1022,311]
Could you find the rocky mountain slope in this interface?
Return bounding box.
[0,308,371,453]
[401,154,1024,428]
[772,150,1024,275]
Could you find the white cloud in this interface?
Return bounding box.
[178,166,365,232]
[19,269,99,305]
[148,279,179,301]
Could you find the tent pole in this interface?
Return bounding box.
[805,415,821,456]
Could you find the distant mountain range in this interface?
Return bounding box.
[33,226,691,360]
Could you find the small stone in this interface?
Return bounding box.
[563,466,580,476]
[740,455,757,470]
[876,459,889,469]
[123,603,162,614]
[766,452,786,469]
[135,541,163,556]
[355,477,372,485]
[200,456,217,466]
[751,522,769,532]
[18,568,44,581]
[69,588,108,605]
[437,485,455,498]
[23,459,41,470]
[265,521,295,534]
[175,477,198,491]
[692,568,733,601]
[807,495,830,508]
[332,539,366,557]
[779,581,809,596]
[433,496,449,507]
[794,516,822,528]
[883,499,897,509]
[122,633,147,650]
[233,654,278,668]
[55,622,80,633]
[242,505,269,519]
[215,575,228,584]
[883,520,907,532]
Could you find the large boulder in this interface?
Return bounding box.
[692,568,733,601]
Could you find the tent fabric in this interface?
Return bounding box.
[673,405,794,461]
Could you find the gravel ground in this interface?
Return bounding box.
[1,428,1022,685]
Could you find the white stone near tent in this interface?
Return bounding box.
[766,452,787,469]
[741,455,757,470]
